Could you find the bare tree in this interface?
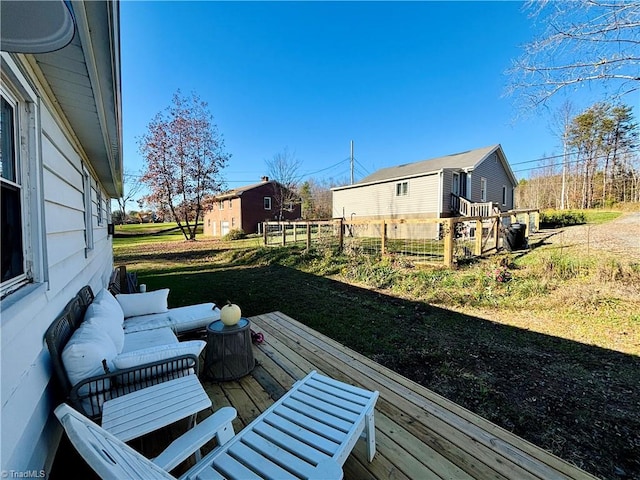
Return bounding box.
[508,0,640,110]
[115,170,144,224]
[265,147,302,220]
[139,91,229,240]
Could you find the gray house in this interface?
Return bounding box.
[332,145,518,220]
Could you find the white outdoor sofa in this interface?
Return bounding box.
[45,286,220,420]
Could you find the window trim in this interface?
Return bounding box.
[480,177,487,202]
[1,90,27,290]
[501,185,507,206]
[0,64,44,296]
[264,196,272,210]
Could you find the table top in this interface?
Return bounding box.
[101,375,211,442]
[207,317,249,333]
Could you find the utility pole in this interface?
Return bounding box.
[350,140,354,185]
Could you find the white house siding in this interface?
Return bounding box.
[1,56,114,473]
[332,173,441,220]
[472,151,515,211]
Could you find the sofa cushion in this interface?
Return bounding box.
[84,302,125,353]
[168,303,219,333]
[122,327,178,353]
[62,321,117,387]
[93,288,124,324]
[123,312,173,334]
[113,340,205,371]
[122,303,219,334]
[116,289,169,318]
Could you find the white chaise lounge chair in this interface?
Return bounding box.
[55,370,379,480]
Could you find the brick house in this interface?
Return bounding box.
[203,177,301,237]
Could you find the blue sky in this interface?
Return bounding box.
[120,1,593,193]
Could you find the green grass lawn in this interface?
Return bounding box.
[113,220,639,480]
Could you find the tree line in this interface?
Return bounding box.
[517,102,638,210]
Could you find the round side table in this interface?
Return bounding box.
[204,318,255,381]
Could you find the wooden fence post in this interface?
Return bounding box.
[263,222,267,245]
[475,219,483,256]
[281,222,286,246]
[380,220,387,255]
[293,222,298,243]
[494,215,501,249]
[306,222,311,251]
[443,218,454,267]
[338,219,344,251]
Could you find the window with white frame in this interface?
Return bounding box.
[1,92,25,286]
[395,181,408,196]
[502,185,507,205]
[480,178,487,202]
[264,196,271,210]
[219,200,224,210]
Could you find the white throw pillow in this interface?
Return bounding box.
[93,288,124,325]
[112,340,205,370]
[116,289,170,318]
[62,321,117,387]
[84,302,125,353]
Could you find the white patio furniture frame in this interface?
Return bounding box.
[55,370,379,480]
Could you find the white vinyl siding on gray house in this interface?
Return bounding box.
[333,173,440,219]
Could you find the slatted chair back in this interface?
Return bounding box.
[55,404,174,479]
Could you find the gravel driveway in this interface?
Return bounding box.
[539,212,640,260]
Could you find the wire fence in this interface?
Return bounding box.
[264,210,539,267]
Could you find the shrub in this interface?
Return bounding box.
[222,229,246,241]
[540,210,586,228]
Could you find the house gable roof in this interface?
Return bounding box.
[216,180,277,200]
[333,145,517,190]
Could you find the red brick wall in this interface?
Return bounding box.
[204,182,301,237]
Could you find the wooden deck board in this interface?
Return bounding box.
[239,311,597,480]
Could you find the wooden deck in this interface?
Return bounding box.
[196,311,595,480]
[52,311,597,479]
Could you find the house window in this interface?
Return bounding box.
[97,189,103,226]
[395,181,408,196]
[1,93,25,286]
[219,200,224,210]
[83,168,94,250]
[264,196,272,210]
[502,185,507,205]
[231,217,236,227]
[229,198,232,208]
[480,178,487,202]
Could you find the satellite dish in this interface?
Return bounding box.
[1,0,75,53]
